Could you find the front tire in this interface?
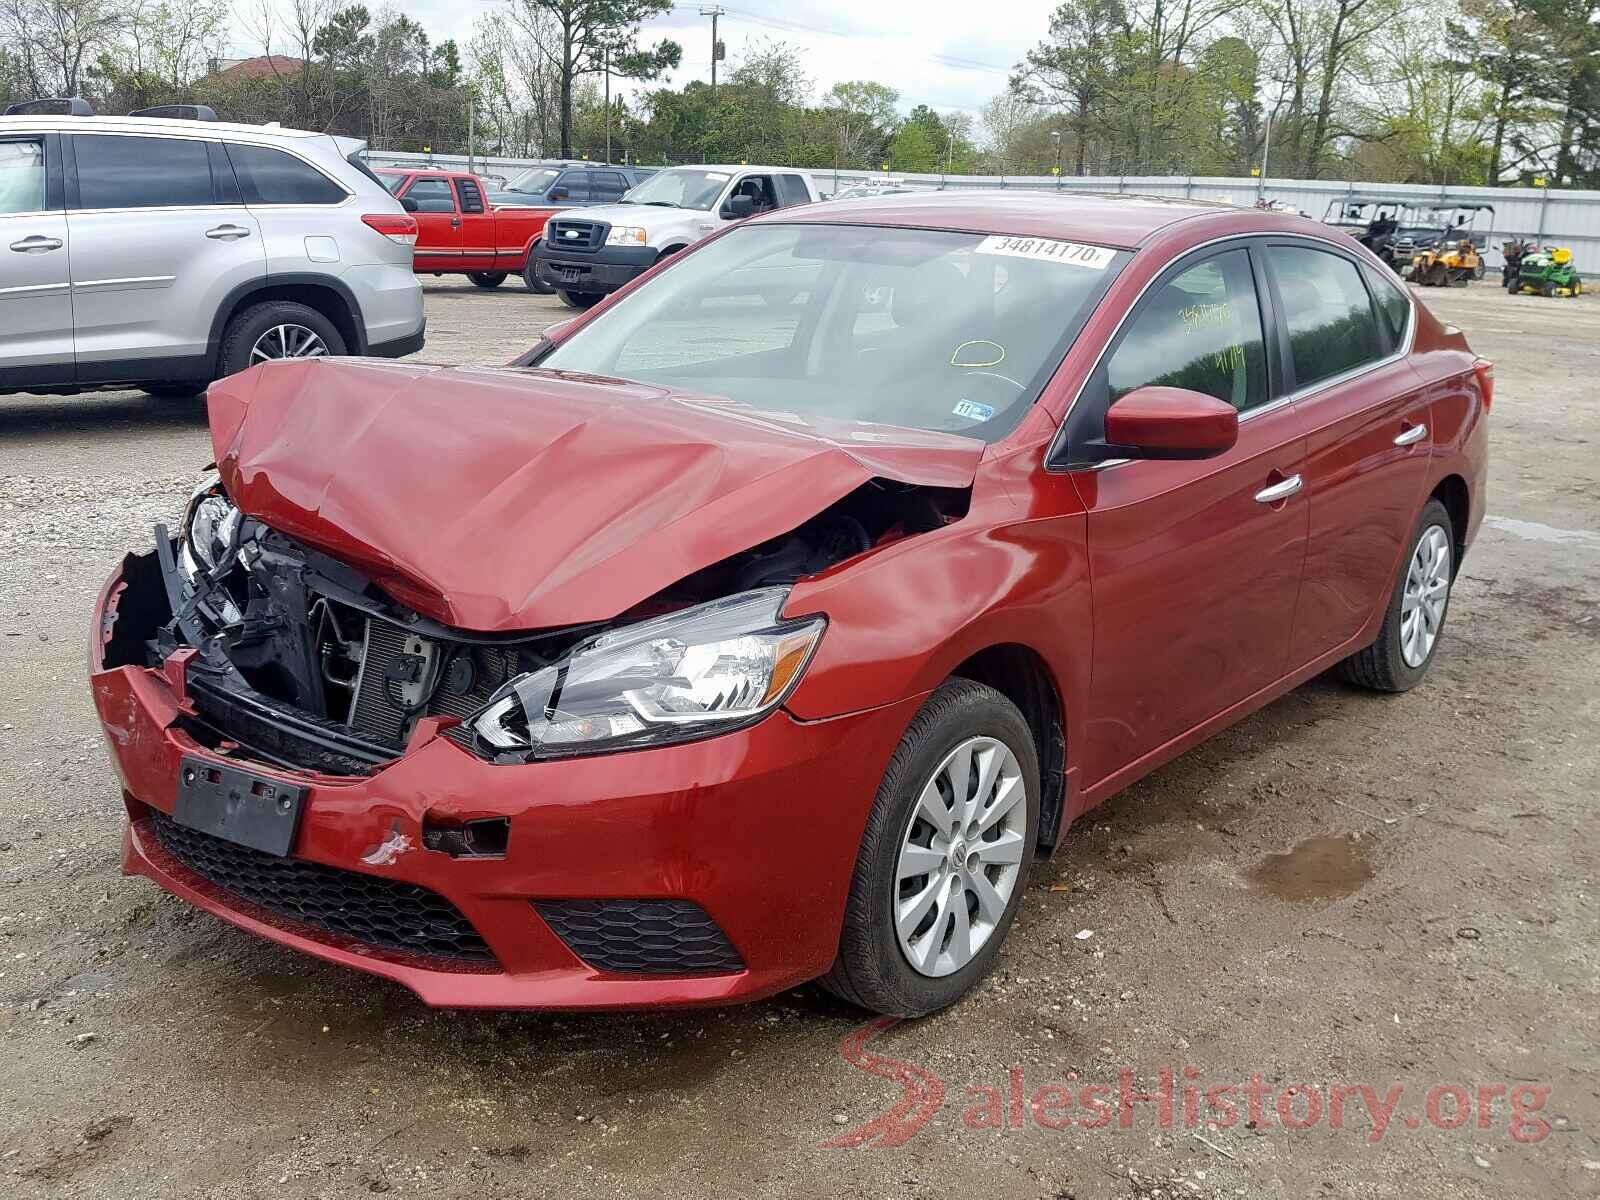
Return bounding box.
[468,272,508,289]
[522,252,555,294]
[1337,499,1455,692]
[820,679,1040,1016]
[559,290,602,310]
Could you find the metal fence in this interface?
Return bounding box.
[365,150,1600,270]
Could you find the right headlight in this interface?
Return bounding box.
[471,588,825,760]
[605,225,648,246]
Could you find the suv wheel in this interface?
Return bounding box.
[468,272,508,289]
[820,679,1040,1016]
[559,290,602,310]
[218,302,345,379]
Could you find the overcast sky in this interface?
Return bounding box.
[240,1,1063,117]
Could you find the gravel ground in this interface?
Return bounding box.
[2,279,1597,1200]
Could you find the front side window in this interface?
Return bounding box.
[403,178,455,213]
[620,168,732,211]
[0,140,46,214]
[592,171,628,200]
[377,172,407,195]
[74,134,212,209]
[540,223,1127,442]
[1267,245,1383,389]
[226,143,346,205]
[1106,249,1268,413]
[554,171,590,201]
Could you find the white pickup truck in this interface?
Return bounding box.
[530,164,820,308]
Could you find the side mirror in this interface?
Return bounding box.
[722,194,756,220]
[399,196,419,213]
[1101,386,1239,460]
[549,186,570,201]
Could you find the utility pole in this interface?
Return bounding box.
[700,6,725,98]
[603,45,611,164]
[467,95,475,176]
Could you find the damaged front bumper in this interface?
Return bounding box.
[92,554,921,1009]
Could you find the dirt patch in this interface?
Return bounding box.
[1246,833,1376,901]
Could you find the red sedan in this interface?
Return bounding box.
[90,192,1488,1016]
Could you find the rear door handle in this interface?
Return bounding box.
[1254,474,1303,504]
[205,225,251,240]
[1393,423,1427,447]
[9,235,62,253]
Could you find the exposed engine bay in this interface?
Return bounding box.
[105,476,968,776]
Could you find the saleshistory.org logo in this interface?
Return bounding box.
[824,1020,1555,1150]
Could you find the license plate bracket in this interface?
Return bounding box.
[174,756,306,856]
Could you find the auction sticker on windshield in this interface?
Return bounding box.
[976,235,1115,269]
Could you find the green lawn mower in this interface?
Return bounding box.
[1514,246,1583,297]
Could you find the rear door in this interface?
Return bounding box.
[400,176,461,270]
[0,131,73,388]
[1262,242,1434,668]
[590,170,630,204]
[1067,244,1308,787]
[452,176,496,271]
[65,131,265,384]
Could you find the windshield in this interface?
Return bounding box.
[377,172,405,195]
[507,167,561,194]
[539,224,1127,443]
[620,168,732,210]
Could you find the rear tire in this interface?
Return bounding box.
[1336,499,1455,693]
[559,290,602,310]
[217,301,345,380]
[819,679,1040,1016]
[468,272,508,289]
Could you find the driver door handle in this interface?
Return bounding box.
[9,235,62,253]
[1393,423,1428,447]
[205,224,251,241]
[1254,474,1303,504]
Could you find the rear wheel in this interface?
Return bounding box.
[559,290,602,310]
[468,272,508,289]
[820,679,1039,1016]
[1337,499,1454,692]
[217,301,345,379]
[1543,280,1556,298]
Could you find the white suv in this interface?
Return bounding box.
[0,102,425,397]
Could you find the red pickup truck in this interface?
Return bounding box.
[376,168,554,291]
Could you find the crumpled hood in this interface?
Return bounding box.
[207,358,982,631]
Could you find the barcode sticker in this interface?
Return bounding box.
[975,235,1115,270]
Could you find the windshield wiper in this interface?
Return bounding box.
[642,200,679,208]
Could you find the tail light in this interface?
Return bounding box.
[362,214,418,246]
[1472,357,1494,411]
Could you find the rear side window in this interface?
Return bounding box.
[1363,265,1411,347]
[1106,249,1268,413]
[591,171,628,200]
[74,134,212,209]
[1267,245,1383,388]
[0,139,46,214]
[776,174,810,206]
[403,178,455,213]
[225,143,346,205]
[456,177,485,214]
[554,171,590,201]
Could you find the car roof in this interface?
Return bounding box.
[769,189,1244,250]
[0,115,324,139]
[667,164,810,175]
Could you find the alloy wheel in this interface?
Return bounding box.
[894,736,1028,978]
[249,324,330,364]
[1400,524,1451,668]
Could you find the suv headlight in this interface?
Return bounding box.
[471,588,825,760]
[605,225,648,246]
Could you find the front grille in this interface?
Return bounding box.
[149,809,494,963]
[535,899,745,975]
[546,218,607,252]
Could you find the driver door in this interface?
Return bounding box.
[1066,243,1309,788]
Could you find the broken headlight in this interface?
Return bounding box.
[471,588,824,759]
[178,475,242,580]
